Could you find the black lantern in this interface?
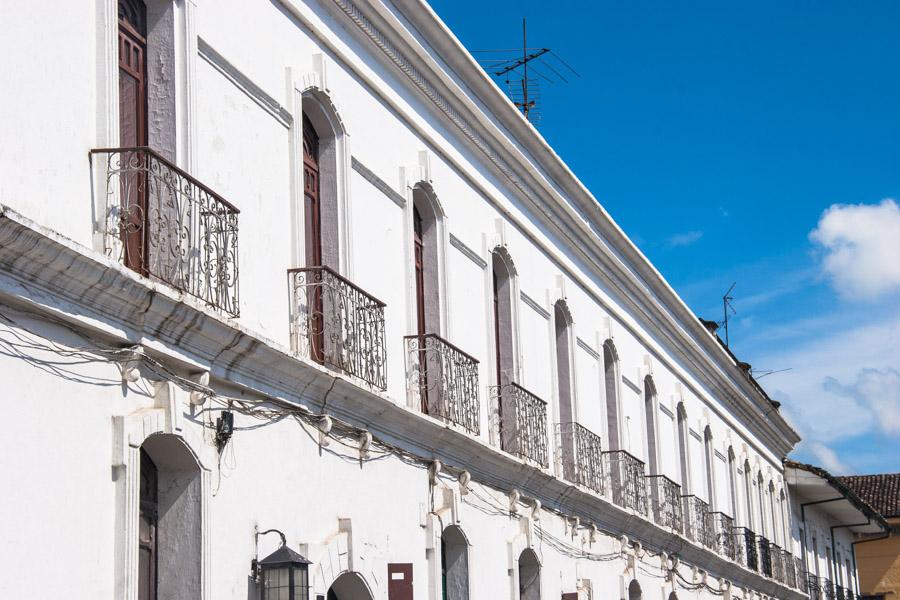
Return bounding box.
[255,529,311,600]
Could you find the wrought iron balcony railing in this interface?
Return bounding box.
[288,267,387,390]
[647,475,683,533]
[836,585,849,600]
[758,535,773,577]
[795,558,808,592]
[823,579,836,600]
[91,147,240,316]
[734,527,758,572]
[603,450,647,514]
[708,512,736,560]
[556,422,603,494]
[681,495,712,547]
[770,543,785,582]
[808,574,822,600]
[405,334,480,434]
[784,550,798,588]
[491,382,548,467]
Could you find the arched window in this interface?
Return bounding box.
[327,572,375,600]
[703,426,715,507]
[768,481,779,545]
[643,376,658,475]
[518,549,540,600]
[603,340,621,450]
[757,472,767,538]
[628,579,642,600]
[727,447,739,519]
[411,186,442,338]
[780,489,790,550]
[743,460,754,529]
[492,249,517,388]
[301,93,345,271]
[554,301,574,426]
[139,434,202,599]
[441,526,469,600]
[676,403,690,491]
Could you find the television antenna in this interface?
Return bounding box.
[473,18,579,123]
[721,282,736,348]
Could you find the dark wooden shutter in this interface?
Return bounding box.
[303,115,325,363]
[562,594,579,600]
[138,448,158,600]
[388,563,413,600]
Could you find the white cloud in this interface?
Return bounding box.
[810,199,900,300]
[823,368,900,436]
[665,230,703,248]
[806,442,850,475]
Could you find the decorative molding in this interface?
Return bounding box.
[659,404,675,419]
[715,450,727,462]
[351,156,405,208]
[197,37,292,126]
[621,375,641,394]
[519,291,550,320]
[449,233,487,269]
[690,429,703,443]
[576,337,600,360]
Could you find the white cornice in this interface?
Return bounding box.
[0,206,804,599]
[310,0,799,455]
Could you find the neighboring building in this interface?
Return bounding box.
[0,1,869,599]
[839,474,900,599]
[784,462,889,600]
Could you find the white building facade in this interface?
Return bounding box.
[0,1,869,599]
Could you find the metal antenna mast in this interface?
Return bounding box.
[721,282,737,348]
[473,18,578,123]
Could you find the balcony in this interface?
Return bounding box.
[602,450,647,514]
[681,495,712,547]
[823,579,836,600]
[734,527,758,572]
[646,475,682,533]
[808,574,822,600]
[491,382,548,467]
[289,266,387,390]
[758,535,773,577]
[708,512,736,560]
[91,147,240,316]
[405,334,480,434]
[770,543,784,582]
[556,422,604,494]
[784,550,798,588]
[836,585,849,600]
[795,557,809,592]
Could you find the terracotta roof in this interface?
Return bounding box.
[837,473,900,519]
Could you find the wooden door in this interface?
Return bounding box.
[303,115,325,362]
[138,448,158,600]
[413,207,429,412]
[388,564,413,600]
[118,0,148,274]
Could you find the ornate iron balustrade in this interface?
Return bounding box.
[836,585,848,600]
[91,147,240,316]
[795,558,808,591]
[556,422,603,493]
[681,495,712,547]
[784,550,797,588]
[288,267,387,390]
[758,535,773,577]
[770,543,785,582]
[490,382,548,466]
[603,450,647,514]
[405,334,480,434]
[708,512,736,560]
[647,475,683,533]
[808,574,822,600]
[823,579,836,600]
[734,527,758,572]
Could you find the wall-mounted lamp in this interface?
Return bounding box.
[253,529,311,600]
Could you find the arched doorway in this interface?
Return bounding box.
[442,526,470,600]
[518,549,540,600]
[628,579,642,600]
[327,572,374,600]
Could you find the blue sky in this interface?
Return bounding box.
[428,0,900,474]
